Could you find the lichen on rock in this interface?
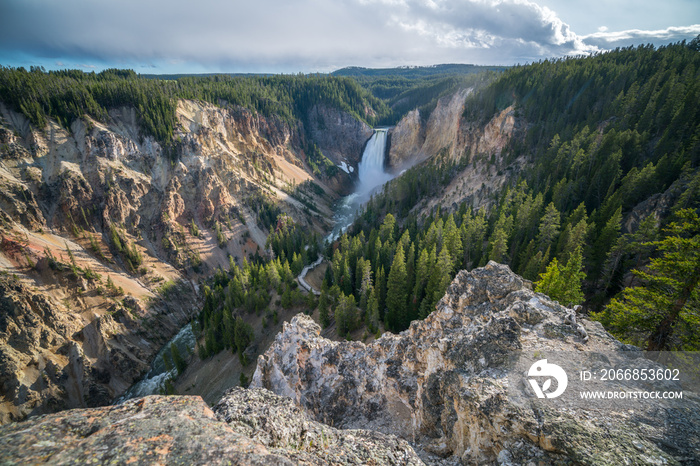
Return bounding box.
[0,389,423,465]
[252,261,700,465]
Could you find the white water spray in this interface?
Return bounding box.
[327,129,392,241]
[116,323,195,402]
[357,129,392,202]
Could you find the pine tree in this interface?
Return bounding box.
[386,246,407,331]
[405,242,416,318]
[319,284,331,328]
[106,274,115,291]
[376,266,387,321]
[366,287,380,333]
[592,206,623,279]
[443,214,463,269]
[170,343,187,375]
[432,248,454,308]
[379,213,396,244]
[281,260,293,284]
[488,225,509,263]
[65,243,78,269]
[281,286,293,309]
[223,307,235,350]
[535,246,585,306]
[537,203,561,250]
[337,294,357,336]
[559,217,589,262]
[560,246,585,305]
[291,252,303,276]
[597,209,700,351]
[109,224,123,252]
[412,247,430,315]
[267,261,281,290]
[332,249,343,285]
[355,257,366,300]
[462,208,487,268]
[341,257,353,296]
[535,258,562,299]
[358,259,373,310]
[234,316,253,357]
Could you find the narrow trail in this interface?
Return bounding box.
[297,255,323,296]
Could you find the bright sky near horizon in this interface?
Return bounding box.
[0,0,698,74]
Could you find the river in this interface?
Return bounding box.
[116,323,196,402]
[327,128,393,241]
[119,129,393,400]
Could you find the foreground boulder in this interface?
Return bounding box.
[214,387,422,465]
[2,262,697,465]
[0,389,421,465]
[252,262,700,465]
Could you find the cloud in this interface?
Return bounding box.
[377,0,600,59]
[0,0,697,71]
[582,24,700,49]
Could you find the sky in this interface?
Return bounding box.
[0,0,698,74]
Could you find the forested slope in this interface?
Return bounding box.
[300,40,700,351]
[1,40,698,422]
[111,42,700,398]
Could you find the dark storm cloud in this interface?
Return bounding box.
[0,0,697,70]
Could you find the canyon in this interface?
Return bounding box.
[0,97,365,422]
[1,85,509,423]
[2,48,698,465]
[2,263,697,465]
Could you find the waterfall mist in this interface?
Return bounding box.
[327,129,393,241]
[356,129,392,203]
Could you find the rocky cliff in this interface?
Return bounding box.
[387,90,523,213]
[252,262,700,465]
[2,263,697,465]
[0,388,422,465]
[0,97,369,423]
[388,91,518,171]
[388,89,472,171]
[307,104,374,169]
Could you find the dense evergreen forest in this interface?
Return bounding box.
[358,39,700,349]
[332,64,505,78]
[0,67,390,151]
[332,64,504,124]
[0,64,505,150]
[0,64,497,175]
[182,40,700,364]
[1,40,698,357]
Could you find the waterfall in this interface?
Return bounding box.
[356,129,392,202]
[327,129,392,241]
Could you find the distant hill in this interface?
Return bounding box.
[141,72,276,80]
[331,64,507,78]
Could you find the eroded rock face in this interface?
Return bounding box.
[387,109,424,168]
[0,274,198,424]
[0,275,80,420]
[0,96,369,422]
[387,89,472,170]
[214,387,423,465]
[0,389,423,465]
[386,91,524,215]
[252,262,700,465]
[307,104,374,168]
[0,395,288,465]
